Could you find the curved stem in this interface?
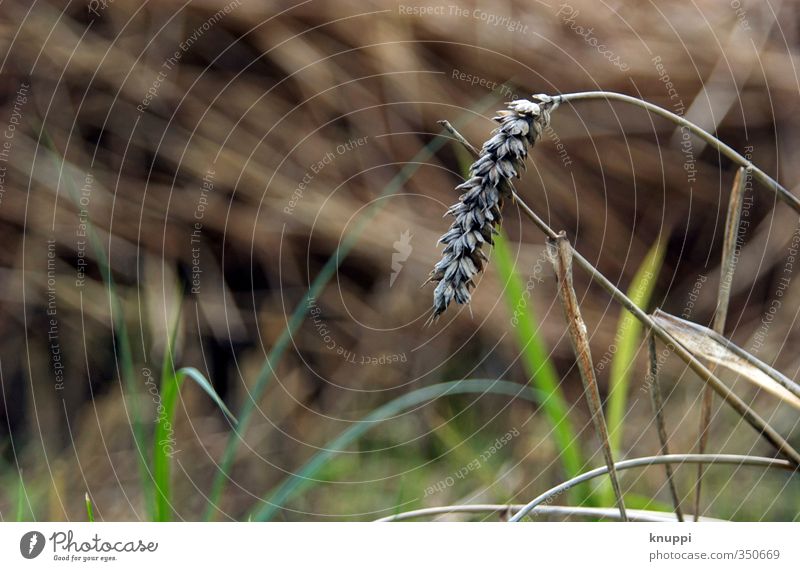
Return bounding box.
[375,504,720,523]
[647,333,684,522]
[556,91,800,214]
[509,454,795,522]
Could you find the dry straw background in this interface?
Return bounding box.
[0,0,799,520]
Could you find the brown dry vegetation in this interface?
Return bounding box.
[0,0,799,521]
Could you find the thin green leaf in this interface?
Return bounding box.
[175,368,238,422]
[493,231,587,504]
[601,239,665,507]
[250,379,542,521]
[85,493,95,522]
[153,363,236,522]
[606,239,667,454]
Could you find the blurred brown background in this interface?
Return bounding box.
[0,0,799,520]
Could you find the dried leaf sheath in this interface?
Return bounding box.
[428,96,558,319]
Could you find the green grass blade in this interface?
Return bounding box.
[600,239,667,507]
[606,239,666,457]
[85,493,95,522]
[153,365,236,521]
[493,231,587,504]
[175,368,237,422]
[250,379,542,521]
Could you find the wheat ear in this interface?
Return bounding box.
[427,95,558,321]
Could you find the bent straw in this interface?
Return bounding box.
[548,233,627,521]
[375,504,721,522]
[509,453,795,522]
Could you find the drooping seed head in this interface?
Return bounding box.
[427,95,558,321]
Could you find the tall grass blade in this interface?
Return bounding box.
[153,366,236,521]
[493,232,587,504]
[442,120,587,504]
[606,238,666,455]
[601,238,665,507]
[250,379,542,521]
[85,493,95,522]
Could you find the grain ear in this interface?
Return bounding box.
[428,96,558,318]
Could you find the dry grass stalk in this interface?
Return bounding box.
[694,166,747,520]
[647,332,684,521]
[547,232,628,522]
